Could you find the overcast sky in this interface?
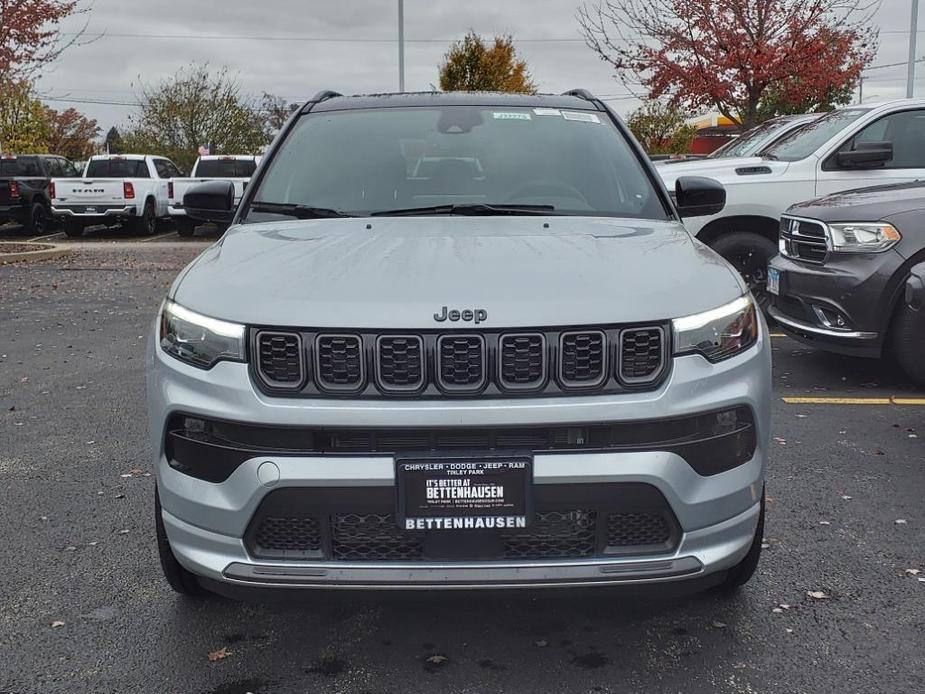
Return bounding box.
[34,0,925,132]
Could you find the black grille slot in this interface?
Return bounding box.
[255,331,304,388]
[316,334,364,391]
[619,327,665,384]
[559,331,606,388]
[333,513,423,561]
[502,510,596,559]
[606,512,671,548]
[437,335,486,391]
[780,217,828,263]
[253,516,322,558]
[376,335,424,392]
[499,333,546,390]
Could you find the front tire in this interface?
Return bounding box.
[174,218,196,237]
[710,232,778,313]
[721,492,765,591]
[132,199,157,236]
[155,486,209,597]
[890,303,925,387]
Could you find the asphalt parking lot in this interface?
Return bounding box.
[1,244,924,694]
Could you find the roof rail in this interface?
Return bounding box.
[310,90,343,102]
[562,88,597,102]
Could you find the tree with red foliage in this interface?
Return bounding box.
[43,106,99,159]
[578,0,877,128]
[0,0,92,82]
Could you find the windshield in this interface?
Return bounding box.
[709,118,800,159]
[196,159,257,178]
[763,109,870,161]
[248,105,668,220]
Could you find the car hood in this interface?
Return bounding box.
[787,181,925,222]
[657,156,790,188]
[171,217,744,329]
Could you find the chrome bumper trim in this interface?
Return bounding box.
[221,556,704,590]
[768,306,877,340]
[51,206,134,218]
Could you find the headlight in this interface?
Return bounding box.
[159,300,245,369]
[673,295,758,363]
[828,222,901,253]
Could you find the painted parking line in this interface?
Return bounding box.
[770,332,787,338]
[140,232,177,243]
[30,231,65,242]
[782,396,925,406]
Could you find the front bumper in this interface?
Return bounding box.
[52,204,135,220]
[147,324,771,590]
[768,251,901,358]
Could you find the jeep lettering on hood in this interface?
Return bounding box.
[434,306,488,324]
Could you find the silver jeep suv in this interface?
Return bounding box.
[147,90,771,596]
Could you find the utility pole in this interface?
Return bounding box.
[859,74,864,103]
[908,0,919,98]
[398,0,405,92]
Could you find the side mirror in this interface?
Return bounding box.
[675,176,726,218]
[906,262,925,310]
[836,141,893,169]
[183,180,235,223]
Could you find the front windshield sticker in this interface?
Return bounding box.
[562,111,601,124]
[492,112,532,120]
[533,108,562,116]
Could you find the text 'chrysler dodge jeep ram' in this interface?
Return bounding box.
[147,90,771,597]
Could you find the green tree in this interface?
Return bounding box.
[754,79,854,123]
[625,101,697,155]
[439,32,537,93]
[104,126,123,154]
[0,80,50,153]
[125,63,268,171]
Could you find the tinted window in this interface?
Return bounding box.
[250,106,666,219]
[0,157,41,176]
[85,159,150,178]
[164,161,182,178]
[196,159,257,178]
[43,158,62,176]
[59,159,81,177]
[846,109,925,168]
[764,109,870,161]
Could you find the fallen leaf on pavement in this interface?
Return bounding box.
[426,654,448,664]
[807,591,830,600]
[534,639,548,647]
[905,569,921,576]
[51,621,64,628]
[207,647,231,662]
[116,529,129,535]
[895,519,908,525]
[711,620,727,629]
[841,495,852,501]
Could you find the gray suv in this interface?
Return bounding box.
[147,90,771,596]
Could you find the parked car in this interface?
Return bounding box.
[0,154,80,234]
[768,181,925,385]
[51,154,182,237]
[704,114,821,160]
[149,89,771,598]
[658,100,925,308]
[168,155,259,236]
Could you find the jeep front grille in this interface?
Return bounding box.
[250,324,669,398]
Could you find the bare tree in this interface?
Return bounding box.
[0,0,94,83]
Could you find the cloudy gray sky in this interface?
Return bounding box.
[34,0,925,131]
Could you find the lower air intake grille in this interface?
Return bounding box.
[499,333,546,389]
[559,331,606,387]
[437,335,486,391]
[502,510,596,559]
[376,335,424,392]
[619,327,665,384]
[316,334,364,391]
[253,516,322,556]
[333,513,423,561]
[606,512,672,548]
[255,331,304,387]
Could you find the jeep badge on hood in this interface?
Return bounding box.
[433,306,488,324]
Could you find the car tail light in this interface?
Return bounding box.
[167,181,174,199]
[8,181,20,199]
[123,181,135,199]
[48,181,56,199]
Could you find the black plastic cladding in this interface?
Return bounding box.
[249,324,670,399]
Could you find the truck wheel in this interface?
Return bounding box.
[720,492,765,592]
[174,218,196,237]
[25,203,50,235]
[890,303,925,387]
[709,232,778,312]
[132,199,157,236]
[155,486,209,597]
[63,220,84,238]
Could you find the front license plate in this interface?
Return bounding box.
[767,267,780,296]
[396,456,532,531]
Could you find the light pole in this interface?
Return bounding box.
[908,0,919,98]
[398,0,405,92]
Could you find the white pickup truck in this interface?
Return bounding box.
[51,154,183,237]
[657,98,925,306]
[167,155,258,236]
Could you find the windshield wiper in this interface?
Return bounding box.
[370,203,556,217]
[249,201,356,219]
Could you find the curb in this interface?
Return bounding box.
[0,243,71,265]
